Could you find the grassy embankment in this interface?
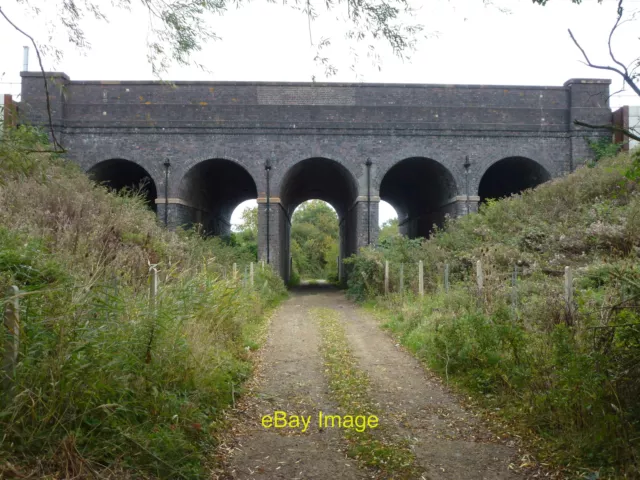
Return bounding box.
[0,127,287,478]
[346,151,640,478]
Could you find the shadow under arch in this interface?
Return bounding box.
[278,157,359,283]
[280,157,358,217]
[87,158,157,211]
[178,158,257,236]
[380,157,457,238]
[478,156,551,204]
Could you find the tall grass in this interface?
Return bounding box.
[346,151,640,477]
[0,127,287,477]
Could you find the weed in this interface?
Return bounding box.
[346,152,640,476]
[0,127,287,477]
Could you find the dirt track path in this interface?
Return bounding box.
[221,285,525,479]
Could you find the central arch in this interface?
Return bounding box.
[177,159,257,236]
[380,157,457,238]
[278,157,358,283]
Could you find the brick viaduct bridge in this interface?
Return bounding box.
[19,72,611,281]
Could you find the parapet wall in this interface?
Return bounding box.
[19,73,611,135]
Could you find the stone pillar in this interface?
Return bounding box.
[564,78,612,171]
[155,198,206,230]
[19,72,69,140]
[338,219,346,282]
[397,196,478,239]
[208,214,231,238]
[258,197,288,280]
[397,217,410,237]
[155,202,172,228]
[453,195,480,217]
[353,197,379,249]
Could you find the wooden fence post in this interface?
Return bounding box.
[2,286,20,393]
[418,260,424,297]
[399,264,404,294]
[444,263,450,293]
[149,267,158,312]
[384,261,389,295]
[564,266,573,317]
[145,268,159,364]
[476,260,483,294]
[511,265,518,318]
[250,262,254,287]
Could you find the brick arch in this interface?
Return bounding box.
[175,158,258,236]
[379,157,458,238]
[87,158,158,211]
[171,154,263,197]
[271,157,361,284]
[279,157,359,217]
[478,156,551,203]
[270,153,361,199]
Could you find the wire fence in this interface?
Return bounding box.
[366,256,640,339]
[1,260,270,396]
[373,258,592,319]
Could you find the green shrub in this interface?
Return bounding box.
[289,268,301,287]
[0,128,286,477]
[587,137,622,164]
[351,152,640,476]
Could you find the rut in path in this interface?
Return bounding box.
[221,285,526,480]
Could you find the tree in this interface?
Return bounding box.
[0,0,422,152]
[290,200,339,280]
[230,205,258,259]
[378,218,400,244]
[238,206,257,238]
[564,0,639,143]
[0,0,422,78]
[532,0,600,4]
[1,0,590,80]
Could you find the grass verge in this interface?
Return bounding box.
[312,307,424,480]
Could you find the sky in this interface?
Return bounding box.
[1,0,639,227]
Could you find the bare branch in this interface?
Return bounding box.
[568,28,626,78]
[0,7,66,153]
[608,0,628,75]
[574,119,640,143]
[567,0,640,99]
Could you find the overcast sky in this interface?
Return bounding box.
[1,0,639,226]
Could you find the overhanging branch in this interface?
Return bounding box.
[567,0,640,99]
[574,119,640,143]
[566,0,640,149]
[0,7,66,154]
